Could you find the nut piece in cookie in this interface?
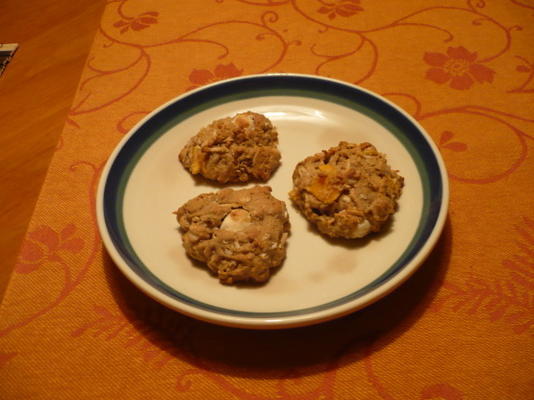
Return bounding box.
[175,186,290,284]
[289,142,404,239]
[179,112,281,183]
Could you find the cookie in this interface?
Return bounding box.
[179,112,281,183]
[175,186,290,284]
[289,142,404,239]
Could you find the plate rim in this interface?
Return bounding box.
[96,73,449,329]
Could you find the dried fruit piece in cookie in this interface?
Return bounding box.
[289,142,404,239]
[179,112,281,183]
[175,186,290,284]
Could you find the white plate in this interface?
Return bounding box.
[97,74,449,329]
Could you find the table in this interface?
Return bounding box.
[0,0,106,299]
[1,1,533,398]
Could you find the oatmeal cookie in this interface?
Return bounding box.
[179,112,281,183]
[175,186,290,284]
[289,142,403,239]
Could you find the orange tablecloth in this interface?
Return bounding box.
[1,1,533,398]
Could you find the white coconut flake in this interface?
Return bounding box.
[220,209,252,232]
[351,219,371,238]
